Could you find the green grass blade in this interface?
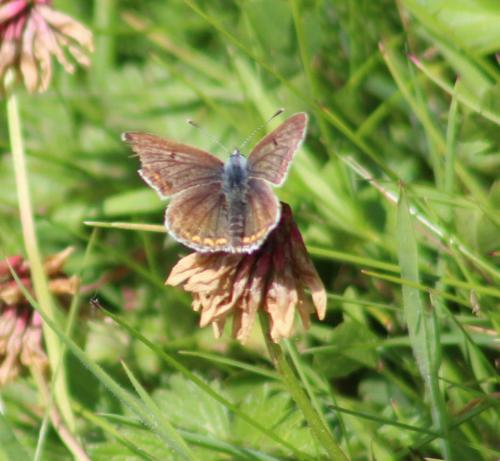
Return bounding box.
[409,56,500,126]
[75,404,160,461]
[401,0,499,80]
[179,351,279,380]
[308,246,399,272]
[7,265,196,461]
[6,81,75,432]
[101,308,314,461]
[397,187,451,459]
[121,361,199,461]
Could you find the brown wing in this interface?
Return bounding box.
[235,178,281,252]
[165,182,232,252]
[247,113,307,186]
[122,132,224,197]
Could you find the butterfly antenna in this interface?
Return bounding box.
[239,108,285,151]
[187,119,230,155]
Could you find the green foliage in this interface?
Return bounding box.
[1,0,498,460]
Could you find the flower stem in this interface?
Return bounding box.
[32,366,91,461]
[259,313,349,460]
[5,71,75,431]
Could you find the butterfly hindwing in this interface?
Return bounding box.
[238,178,281,251]
[165,182,232,252]
[122,132,224,197]
[166,178,280,253]
[247,113,307,186]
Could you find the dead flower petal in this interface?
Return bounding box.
[289,219,327,319]
[43,246,75,276]
[165,253,212,286]
[38,6,93,52]
[0,0,26,23]
[20,18,38,92]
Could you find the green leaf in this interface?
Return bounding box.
[232,384,317,456]
[153,374,230,438]
[0,413,30,461]
[407,0,500,54]
[313,320,378,378]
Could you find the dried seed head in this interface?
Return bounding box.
[0,247,78,386]
[0,0,93,93]
[166,203,326,343]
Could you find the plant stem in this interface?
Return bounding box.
[31,366,91,461]
[259,313,349,461]
[92,0,116,88]
[5,71,75,431]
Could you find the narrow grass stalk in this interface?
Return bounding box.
[121,361,199,461]
[7,266,199,461]
[102,309,313,461]
[31,366,91,461]
[10,275,312,461]
[259,313,349,461]
[397,189,451,459]
[343,155,500,281]
[289,0,350,191]
[4,73,75,430]
[74,404,159,461]
[408,56,500,126]
[83,220,500,299]
[180,0,398,180]
[92,0,116,88]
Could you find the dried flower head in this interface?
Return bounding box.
[166,203,326,343]
[0,0,93,93]
[0,247,78,386]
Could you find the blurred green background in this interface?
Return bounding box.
[0,0,498,460]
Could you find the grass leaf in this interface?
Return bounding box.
[397,187,451,458]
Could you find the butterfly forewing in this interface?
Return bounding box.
[165,182,232,252]
[122,132,224,197]
[247,113,307,186]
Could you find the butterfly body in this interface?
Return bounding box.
[223,150,250,248]
[123,112,307,253]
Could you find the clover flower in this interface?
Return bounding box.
[0,247,78,386]
[166,203,326,343]
[0,0,93,93]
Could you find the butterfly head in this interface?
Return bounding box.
[230,148,244,158]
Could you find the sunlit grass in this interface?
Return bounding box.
[1,0,498,460]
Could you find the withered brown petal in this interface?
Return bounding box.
[39,6,94,53]
[165,253,212,286]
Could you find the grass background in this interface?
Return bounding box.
[1,0,499,460]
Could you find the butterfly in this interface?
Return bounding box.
[122,112,307,253]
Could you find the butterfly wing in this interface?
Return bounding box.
[235,178,281,252]
[122,132,224,197]
[166,179,280,253]
[247,113,307,186]
[165,182,232,252]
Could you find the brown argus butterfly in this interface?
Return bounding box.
[122,112,308,253]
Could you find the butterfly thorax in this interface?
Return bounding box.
[223,150,248,191]
[223,150,249,245]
